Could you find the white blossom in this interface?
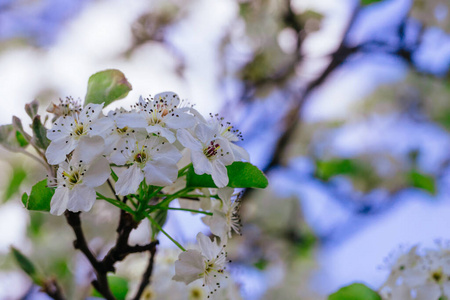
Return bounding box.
[202,188,241,243]
[173,232,228,297]
[110,136,182,195]
[115,93,196,143]
[177,123,234,188]
[49,152,110,215]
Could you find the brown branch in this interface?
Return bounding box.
[132,243,158,300]
[42,278,66,300]
[64,211,115,300]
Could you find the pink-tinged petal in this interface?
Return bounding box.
[84,157,110,188]
[172,249,204,285]
[115,112,147,128]
[115,165,144,196]
[75,136,105,164]
[164,112,196,129]
[50,187,70,215]
[211,160,228,188]
[79,103,104,123]
[143,159,178,186]
[45,138,76,165]
[147,125,176,143]
[191,151,213,175]
[67,185,96,212]
[154,91,180,107]
[195,123,216,144]
[89,117,114,137]
[177,129,202,151]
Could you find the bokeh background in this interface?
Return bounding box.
[0,0,450,299]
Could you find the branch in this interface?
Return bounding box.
[64,211,116,300]
[132,243,158,300]
[42,278,66,300]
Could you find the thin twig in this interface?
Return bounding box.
[132,243,158,300]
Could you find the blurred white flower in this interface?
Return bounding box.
[202,188,241,243]
[173,232,228,296]
[380,242,450,300]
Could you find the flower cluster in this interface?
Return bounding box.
[379,242,450,300]
[44,92,250,296]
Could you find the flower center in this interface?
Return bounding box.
[431,268,444,283]
[62,170,83,187]
[73,124,86,137]
[134,151,148,164]
[116,126,128,134]
[203,141,220,159]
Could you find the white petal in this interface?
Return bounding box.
[177,129,202,151]
[211,160,229,188]
[147,125,176,143]
[230,143,250,161]
[115,112,148,128]
[115,165,144,196]
[47,116,74,140]
[151,142,182,163]
[191,151,213,175]
[196,232,218,261]
[75,136,105,164]
[164,112,196,129]
[45,138,76,165]
[89,117,115,137]
[50,187,70,215]
[218,188,233,206]
[143,159,178,186]
[154,91,180,107]
[83,157,111,188]
[79,103,104,123]
[172,249,204,285]
[67,185,96,212]
[204,211,228,241]
[195,123,216,144]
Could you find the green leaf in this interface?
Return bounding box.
[25,100,39,119]
[22,179,54,212]
[315,159,362,181]
[85,69,132,107]
[408,171,436,195]
[92,275,128,300]
[328,283,381,300]
[15,131,29,147]
[4,166,27,201]
[31,115,50,149]
[360,0,383,5]
[12,116,32,143]
[11,247,43,285]
[0,124,27,151]
[186,162,268,189]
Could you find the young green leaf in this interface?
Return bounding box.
[92,275,129,300]
[0,124,27,151]
[22,179,54,212]
[11,247,43,285]
[186,161,268,189]
[408,171,436,195]
[12,116,32,143]
[31,115,50,149]
[85,69,132,107]
[25,100,39,119]
[328,283,381,300]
